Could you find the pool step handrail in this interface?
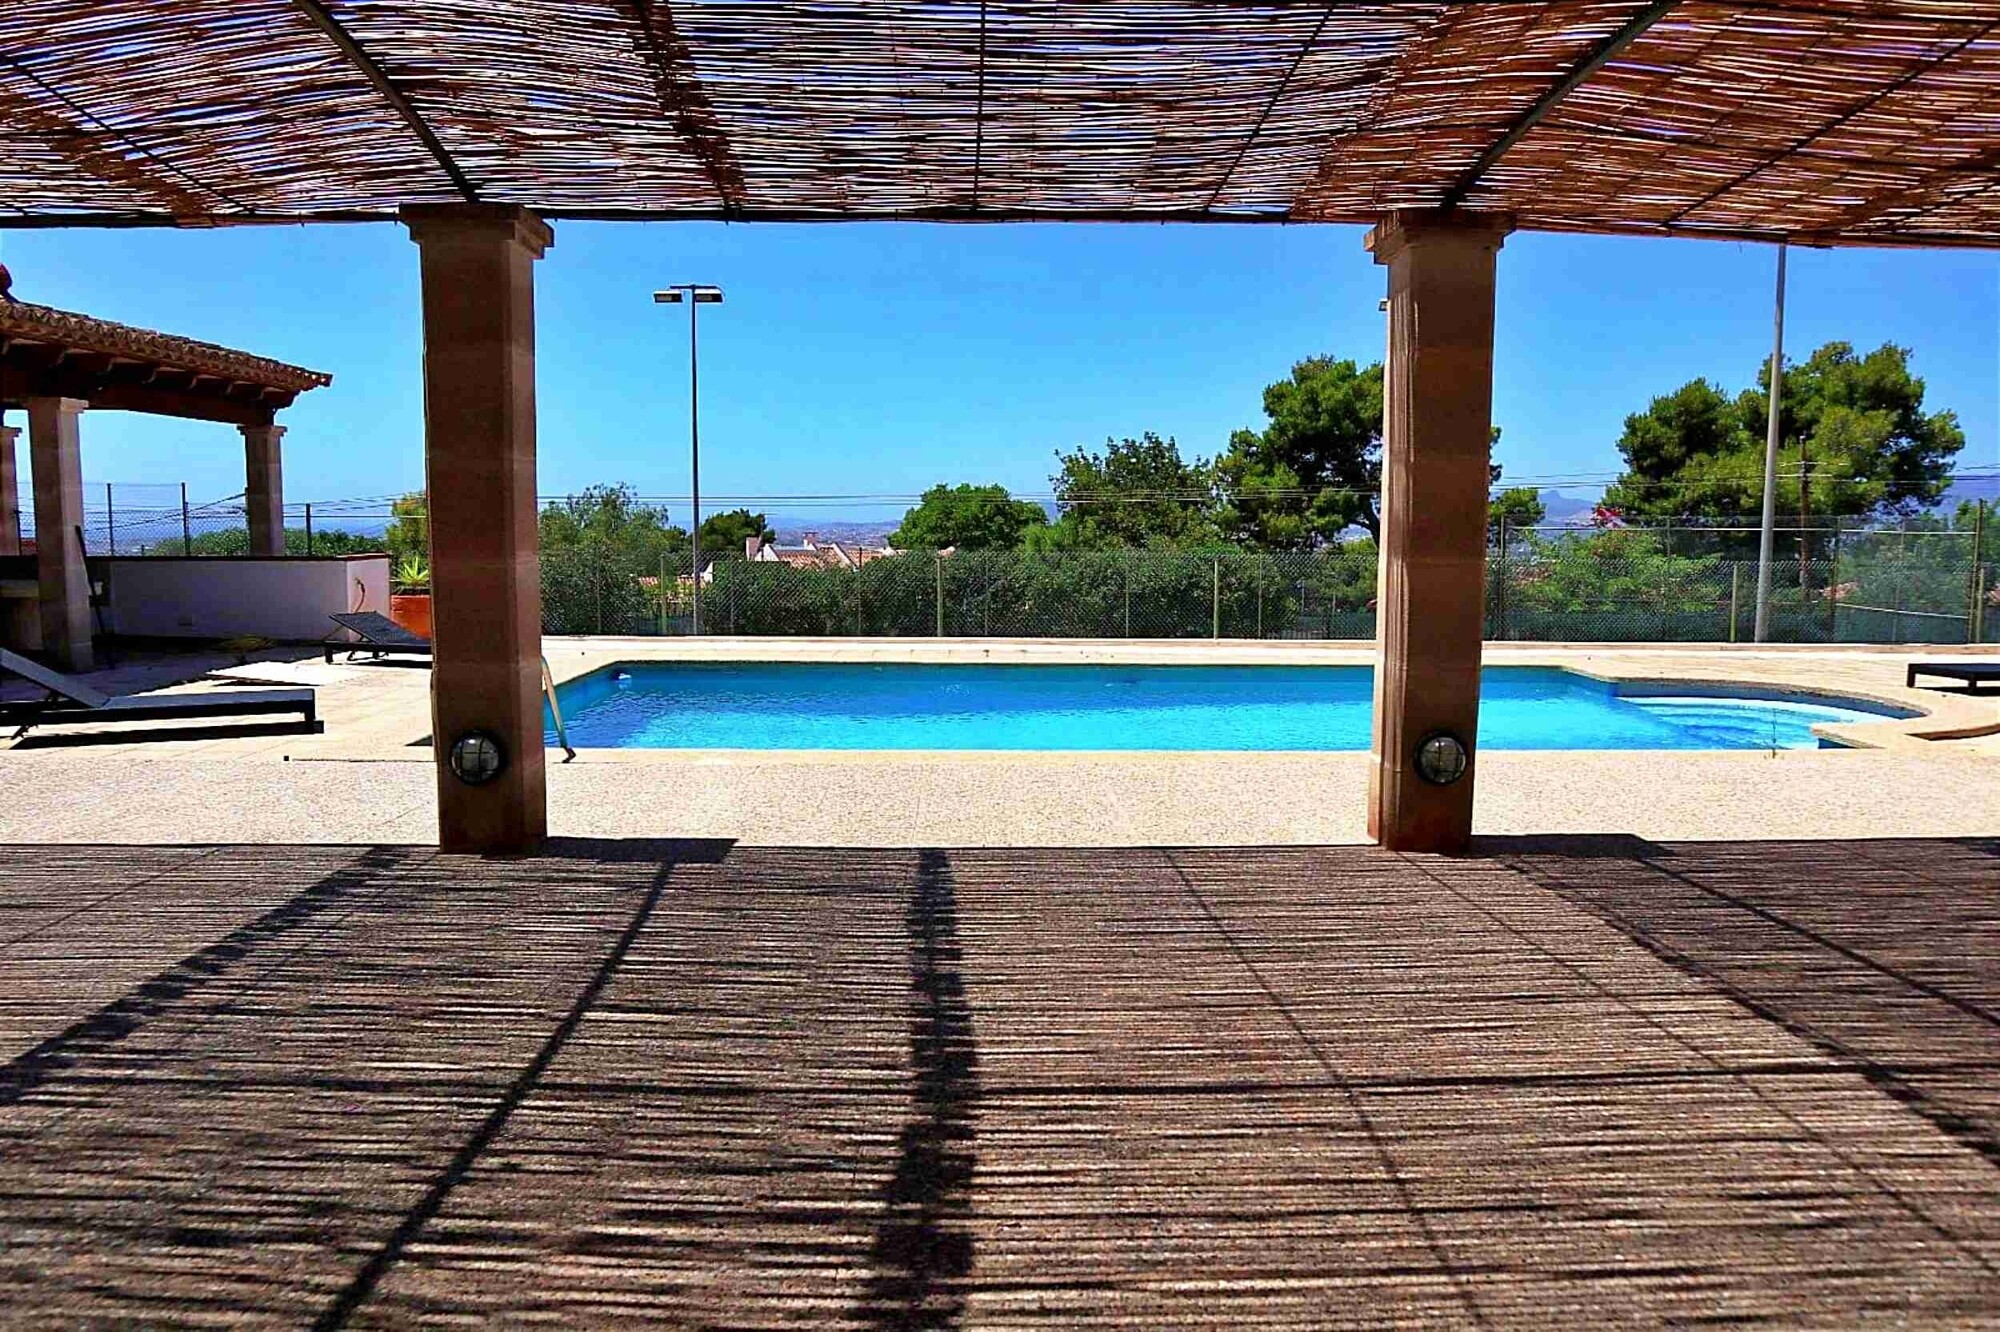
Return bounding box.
[542,656,576,761]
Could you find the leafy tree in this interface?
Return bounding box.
[1217,356,1509,547]
[384,492,429,564]
[1604,342,1965,524]
[1760,342,1964,520]
[888,483,1047,550]
[1507,528,1725,641]
[538,484,689,634]
[1489,487,1546,538]
[539,484,686,560]
[1046,432,1217,549]
[698,507,775,556]
[1601,380,1753,520]
[1216,357,1383,546]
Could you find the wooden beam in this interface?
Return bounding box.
[85,379,281,423]
[289,0,480,203]
[0,363,280,423]
[1808,162,2000,242]
[1439,0,1682,210]
[1206,2,1343,209]
[0,203,1995,252]
[3,343,68,373]
[0,57,237,215]
[616,0,746,209]
[1667,15,1999,227]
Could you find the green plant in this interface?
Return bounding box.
[393,553,431,593]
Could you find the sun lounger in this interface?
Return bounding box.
[1906,661,2000,694]
[0,647,321,739]
[324,611,433,665]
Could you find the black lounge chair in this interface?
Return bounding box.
[1,647,320,739]
[325,611,433,666]
[1907,661,2000,694]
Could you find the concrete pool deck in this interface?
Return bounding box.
[1,638,1996,847]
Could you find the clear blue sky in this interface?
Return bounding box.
[4,221,1994,525]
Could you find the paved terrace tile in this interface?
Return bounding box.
[0,840,1997,1326]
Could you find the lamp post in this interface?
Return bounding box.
[654,283,723,634]
[1752,242,1785,643]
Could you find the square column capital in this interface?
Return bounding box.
[26,396,89,419]
[400,204,553,259]
[1365,209,1515,266]
[240,422,288,444]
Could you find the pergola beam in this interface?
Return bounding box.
[290,0,480,203]
[1206,2,1342,210]
[619,0,746,210]
[1666,16,1999,227]
[1803,145,2000,238]
[1439,0,1681,210]
[971,0,988,207]
[0,56,236,215]
[1,368,284,424]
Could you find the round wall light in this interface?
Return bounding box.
[448,730,508,786]
[1414,731,1470,786]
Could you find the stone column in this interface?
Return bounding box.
[1364,210,1512,854]
[403,204,552,855]
[27,397,93,672]
[241,422,286,556]
[0,421,20,556]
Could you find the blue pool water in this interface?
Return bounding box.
[546,663,1909,751]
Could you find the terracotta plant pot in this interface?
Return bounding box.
[389,593,433,640]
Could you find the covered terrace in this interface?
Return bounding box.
[0,3,1997,1323]
[0,293,331,669]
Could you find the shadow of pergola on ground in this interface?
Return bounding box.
[0,835,1996,1326]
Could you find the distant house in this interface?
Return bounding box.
[639,554,720,608]
[744,533,896,570]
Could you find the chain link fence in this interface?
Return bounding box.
[21,489,410,558]
[1490,520,1994,645]
[28,488,1993,644]
[543,527,1994,645]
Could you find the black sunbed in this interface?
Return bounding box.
[1906,661,2000,693]
[0,647,321,739]
[325,611,433,665]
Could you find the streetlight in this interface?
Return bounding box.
[1753,242,1786,643]
[654,283,724,634]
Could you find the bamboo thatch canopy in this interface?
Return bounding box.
[0,0,1994,247]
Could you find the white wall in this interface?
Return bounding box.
[106,555,392,642]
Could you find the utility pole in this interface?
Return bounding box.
[1753,241,1786,642]
[1797,444,1812,598]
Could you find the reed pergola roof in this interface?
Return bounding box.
[1,0,1995,247]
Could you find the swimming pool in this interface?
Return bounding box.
[545,663,1911,751]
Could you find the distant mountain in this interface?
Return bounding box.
[770,518,902,547]
[1941,471,2000,508]
[1532,489,1603,526]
